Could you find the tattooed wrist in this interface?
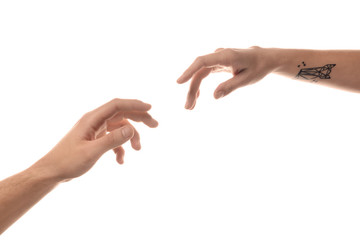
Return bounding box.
[296,62,336,82]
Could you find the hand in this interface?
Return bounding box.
[31,98,158,182]
[177,47,276,109]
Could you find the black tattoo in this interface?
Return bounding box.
[297,62,306,68]
[296,63,336,82]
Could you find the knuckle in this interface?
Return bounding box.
[250,45,261,49]
[110,98,126,111]
[79,112,92,126]
[195,56,205,66]
[222,48,235,57]
[219,49,235,62]
[222,48,232,53]
[110,98,121,106]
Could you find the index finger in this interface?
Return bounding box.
[86,98,152,129]
[177,51,226,84]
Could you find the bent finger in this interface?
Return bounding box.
[122,119,141,150]
[214,72,252,99]
[107,111,158,130]
[113,146,125,164]
[85,98,151,130]
[185,68,211,109]
[107,119,142,151]
[91,124,134,154]
[177,51,227,84]
[124,112,158,128]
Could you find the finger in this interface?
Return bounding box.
[130,126,141,151]
[85,98,151,130]
[185,68,211,109]
[177,51,227,84]
[188,90,200,110]
[214,71,252,99]
[121,119,141,150]
[106,111,158,130]
[107,119,142,151]
[113,146,125,164]
[124,112,158,128]
[92,124,134,154]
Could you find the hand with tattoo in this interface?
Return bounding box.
[178,47,360,109]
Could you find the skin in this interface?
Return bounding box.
[3,46,360,235]
[0,98,158,234]
[177,47,360,109]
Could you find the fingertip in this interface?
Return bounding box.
[214,90,225,99]
[151,119,159,128]
[144,103,152,111]
[186,91,197,109]
[185,104,195,110]
[177,74,190,84]
[177,74,185,83]
[121,125,135,139]
[131,141,141,151]
[116,152,124,165]
[189,98,196,110]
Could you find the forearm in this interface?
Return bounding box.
[0,163,59,234]
[268,48,360,92]
[0,98,157,234]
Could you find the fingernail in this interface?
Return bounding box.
[121,126,132,138]
[185,101,191,109]
[215,91,225,99]
[177,78,182,83]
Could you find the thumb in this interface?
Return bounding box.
[214,73,252,99]
[92,125,134,155]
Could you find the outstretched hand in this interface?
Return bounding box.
[32,98,158,182]
[177,47,276,109]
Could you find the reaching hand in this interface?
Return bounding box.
[32,98,158,182]
[177,47,276,109]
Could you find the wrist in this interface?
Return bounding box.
[27,158,64,186]
[265,48,319,75]
[260,48,286,73]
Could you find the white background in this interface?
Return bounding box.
[1,0,360,239]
